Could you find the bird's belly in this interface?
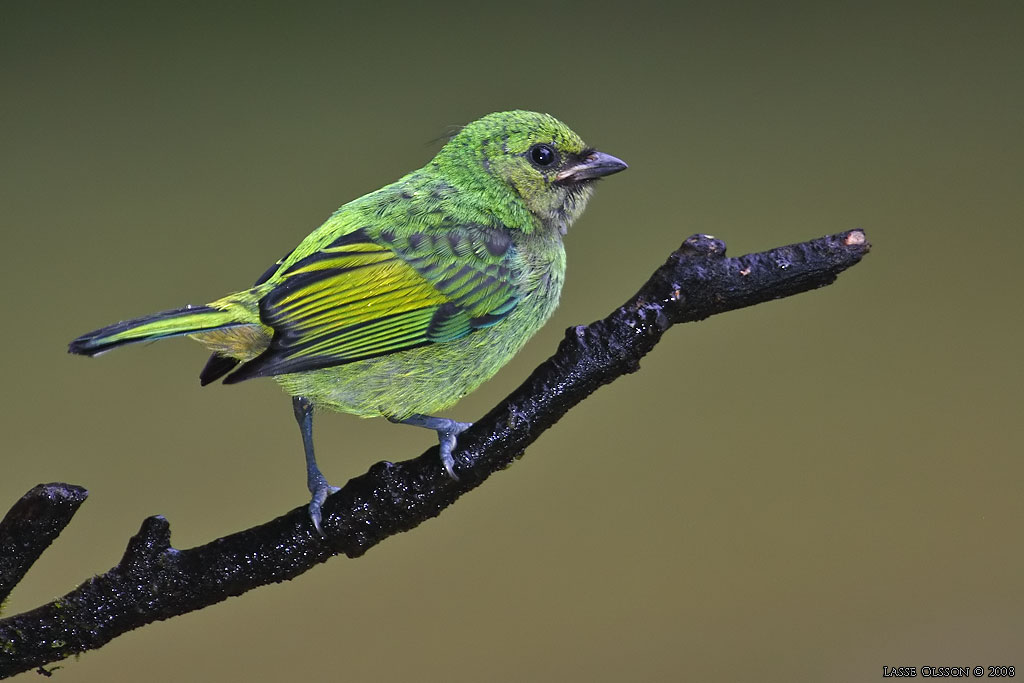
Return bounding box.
[272,285,559,419]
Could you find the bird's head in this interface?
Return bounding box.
[436,110,627,235]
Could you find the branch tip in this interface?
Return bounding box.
[0,483,89,606]
[120,515,173,569]
[844,229,867,246]
[679,233,727,258]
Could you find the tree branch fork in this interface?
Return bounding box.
[0,230,869,678]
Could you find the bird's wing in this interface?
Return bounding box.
[224,225,519,382]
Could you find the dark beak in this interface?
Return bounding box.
[554,150,628,184]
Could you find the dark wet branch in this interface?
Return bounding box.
[0,230,870,678]
[0,484,88,605]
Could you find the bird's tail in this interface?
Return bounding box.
[68,305,247,357]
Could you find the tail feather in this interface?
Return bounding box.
[199,353,241,385]
[69,305,245,357]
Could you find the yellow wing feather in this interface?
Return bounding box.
[224,228,518,382]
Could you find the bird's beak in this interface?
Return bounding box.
[554,150,628,184]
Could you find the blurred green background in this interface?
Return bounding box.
[3,2,1021,680]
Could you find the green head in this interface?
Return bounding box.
[433,110,627,234]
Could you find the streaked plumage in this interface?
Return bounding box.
[69,110,627,532]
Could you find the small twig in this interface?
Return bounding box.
[0,484,88,604]
[0,230,870,678]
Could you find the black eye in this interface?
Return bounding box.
[529,144,557,167]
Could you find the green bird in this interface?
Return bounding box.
[69,110,627,533]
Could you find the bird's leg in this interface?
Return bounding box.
[292,395,339,535]
[389,414,472,480]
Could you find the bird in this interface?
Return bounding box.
[69,110,627,533]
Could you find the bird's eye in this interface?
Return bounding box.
[529,144,557,168]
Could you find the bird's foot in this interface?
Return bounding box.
[390,414,472,480]
[307,474,340,536]
[437,420,472,480]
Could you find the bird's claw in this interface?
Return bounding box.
[439,421,472,480]
[390,414,472,480]
[307,477,340,536]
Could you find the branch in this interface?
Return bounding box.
[0,230,870,677]
[0,484,88,605]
